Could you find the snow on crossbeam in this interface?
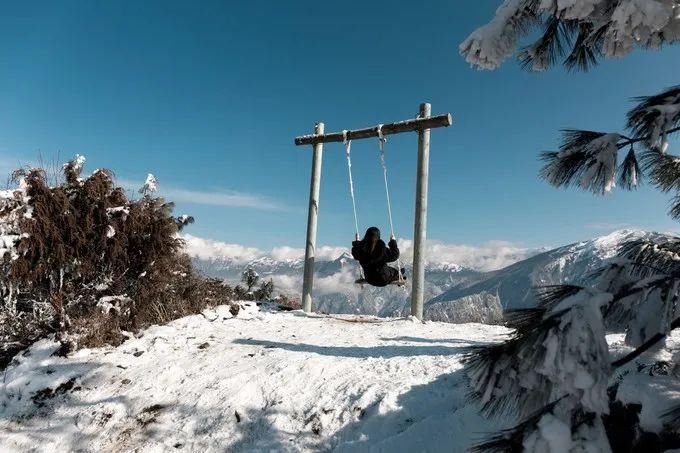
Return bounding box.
[294,113,452,146]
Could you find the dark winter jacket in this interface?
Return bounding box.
[351,227,401,287]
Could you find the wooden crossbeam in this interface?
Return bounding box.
[294,113,452,146]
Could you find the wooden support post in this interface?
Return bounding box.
[411,103,431,320]
[301,122,324,312]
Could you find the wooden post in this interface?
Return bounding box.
[301,122,324,312]
[411,103,431,320]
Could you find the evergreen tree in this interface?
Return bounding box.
[465,87,680,450]
[460,4,680,449]
[254,278,275,301]
[241,267,260,293]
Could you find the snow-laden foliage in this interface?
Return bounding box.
[0,157,235,368]
[139,173,158,194]
[468,235,680,450]
[540,86,680,211]
[461,0,680,71]
[465,288,610,422]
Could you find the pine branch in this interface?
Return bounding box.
[534,284,583,307]
[620,238,680,276]
[663,402,680,429]
[669,194,680,221]
[618,147,641,190]
[503,308,546,330]
[611,316,680,368]
[518,16,571,71]
[627,86,680,141]
[540,130,622,194]
[563,22,605,72]
[619,126,680,148]
[639,149,680,192]
[470,399,563,453]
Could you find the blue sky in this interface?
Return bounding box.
[1,1,679,252]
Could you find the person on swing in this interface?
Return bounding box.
[351,226,406,287]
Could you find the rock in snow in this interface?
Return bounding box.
[0,302,511,452]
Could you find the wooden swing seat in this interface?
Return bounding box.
[354,278,407,287]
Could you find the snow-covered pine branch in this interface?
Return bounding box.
[464,286,612,450]
[464,287,611,417]
[461,0,680,71]
[540,86,680,211]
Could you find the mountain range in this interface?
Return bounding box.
[190,230,670,322]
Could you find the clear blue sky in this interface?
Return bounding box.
[1,1,679,251]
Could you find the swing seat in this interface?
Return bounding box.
[354,278,407,287]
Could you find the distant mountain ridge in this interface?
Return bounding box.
[189,230,673,322]
[428,229,670,311]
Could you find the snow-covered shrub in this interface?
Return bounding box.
[254,278,275,301]
[0,157,234,366]
[241,267,260,292]
[461,0,680,71]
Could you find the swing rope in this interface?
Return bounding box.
[343,131,364,280]
[343,131,360,241]
[377,125,404,283]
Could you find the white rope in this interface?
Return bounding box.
[343,131,360,240]
[377,125,404,283]
[344,130,364,280]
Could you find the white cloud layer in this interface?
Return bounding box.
[398,239,535,272]
[183,234,534,272]
[183,234,263,263]
[270,246,349,262]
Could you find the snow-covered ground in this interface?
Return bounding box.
[0,303,511,452]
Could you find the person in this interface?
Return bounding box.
[351,226,405,287]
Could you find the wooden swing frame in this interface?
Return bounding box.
[294,103,452,320]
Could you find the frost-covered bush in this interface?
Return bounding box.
[461,0,680,71]
[0,157,233,367]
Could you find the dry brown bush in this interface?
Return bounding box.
[0,158,237,366]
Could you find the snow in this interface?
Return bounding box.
[0,303,512,452]
[142,173,158,194]
[459,0,527,70]
[0,181,32,261]
[522,413,572,453]
[578,133,621,194]
[461,0,680,70]
[69,154,86,172]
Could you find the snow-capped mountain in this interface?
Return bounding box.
[191,243,517,321]
[428,229,671,312]
[190,230,675,322]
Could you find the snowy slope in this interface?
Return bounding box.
[0,303,511,453]
[429,230,670,311]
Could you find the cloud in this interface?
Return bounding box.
[398,238,535,272]
[587,222,637,231]
[270,245,348,261]
[184,234,532,273]
[117,177,286,211]
[272,268,362,298]
[314,268,363,297]
[183,234,263,263]
[270,246,304,261]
